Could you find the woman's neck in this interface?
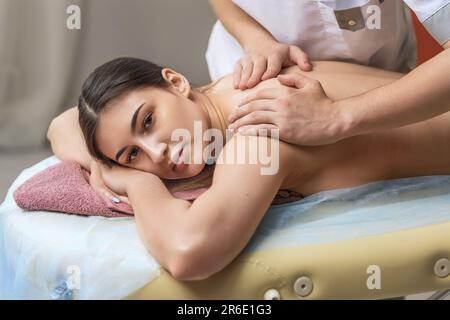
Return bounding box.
[193,74,256,142]
[192,88,230,141]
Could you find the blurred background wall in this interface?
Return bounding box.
[0,0,216,198]
[0,0,82,148]
[67,0,217,109]
[0,0,216,149]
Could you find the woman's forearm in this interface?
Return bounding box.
[47,106,93,171]
[127,174,220,281]
[126,170,280,282]
[125,172,193,279]
[125,135,288,281]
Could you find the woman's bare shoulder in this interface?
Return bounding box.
[198,74,234,94]
[281,61,403,79]
[201,61,403,94]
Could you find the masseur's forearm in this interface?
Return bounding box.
[341,45,450,137]
[208,0,275,49]
[46,107,92,171]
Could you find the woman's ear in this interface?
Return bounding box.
[161,68,192,98]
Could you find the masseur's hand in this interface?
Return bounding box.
[228,73,349,146]
[235,39,312,90]
[89,159,131,205]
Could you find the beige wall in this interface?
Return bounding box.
[66,0,217,109]
[0,0,216,148]
[0,0,83,148]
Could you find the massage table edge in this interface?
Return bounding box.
[125,220,450,299]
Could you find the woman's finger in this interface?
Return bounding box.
[261,55,283,80]
[103,187,130,204]
[239,58,254,90]
[229,99,277,124]
[117,195,131,205]
[92,184,127,204]
[97,188,115,202]
[247,57,267,88]
[105,191,129,205]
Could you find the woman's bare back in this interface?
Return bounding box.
[207,61,450,196]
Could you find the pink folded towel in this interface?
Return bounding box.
[13,160,303,218]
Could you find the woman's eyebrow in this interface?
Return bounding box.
[130,103,145,134]
[115,102,145,162]
[115,147,127,162]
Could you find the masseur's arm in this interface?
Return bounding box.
[122,135,295,281]
[208,0,311,89]
[339,41,450,138]
[208,0,274,51]
[229,42,450,145]
[47,107,92,170]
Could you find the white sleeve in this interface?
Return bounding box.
[403,0,450,45]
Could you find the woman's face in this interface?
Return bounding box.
[95,71,210,179]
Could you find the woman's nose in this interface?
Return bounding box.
[139,140,168,163]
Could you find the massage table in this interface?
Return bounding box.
[1,156,450,300]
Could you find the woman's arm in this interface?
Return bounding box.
[47,106,92,171]
[47,107,130,203]
[120,134,296,281]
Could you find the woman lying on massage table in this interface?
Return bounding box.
[47,58,450,281]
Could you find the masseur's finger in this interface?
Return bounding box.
[239,58,254,90]
[233,61,243,89]
[289,46,312,71]
[229,99,277,124]
[228,111,277,131]
[236,124,279,136]
[239,87,282,107]
[277,73,313,89]
[261,55,282,80]
[247,56,267,88]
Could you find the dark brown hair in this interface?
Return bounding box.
[78,57,168,167]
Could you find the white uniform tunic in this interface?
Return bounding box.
[206,0,447,80]
[404,0,450,46]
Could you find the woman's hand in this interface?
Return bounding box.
[235,39,312,90]
[89,159,131,204]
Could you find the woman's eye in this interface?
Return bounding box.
[126,113,152,164]
[143,112,153,129]
[127,148,139,163]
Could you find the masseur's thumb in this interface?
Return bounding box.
[289,46,312,71]
[277,73,313,89]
